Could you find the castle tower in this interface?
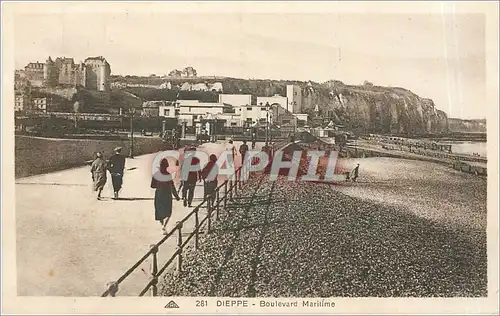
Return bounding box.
[286,84,302,114]
[84,56,111,91]
[43,56,57,87]
[99,64,106,91]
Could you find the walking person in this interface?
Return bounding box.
[239,140,249,167]
[90,152,107,200]
[107,147,126,199]
[181,146,202,207]
[226,139,237,167]
[351,163,360,182]
[171,128,177,149]
[202,154,219,204]
[151,159,180,234]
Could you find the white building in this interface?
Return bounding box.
[286,84,302,113]
[15,94,31,112]
[159,100,241,127]
[256,95,288,113]
[293,113,308,123]
[157,96,284,128]
[238,104,272,126]
[158,104,176,118]
[178,100,226,115]
[218,94,252,107]
[32,97,50,113]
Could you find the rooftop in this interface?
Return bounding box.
[85,56,108,63]
[55,57,75,64]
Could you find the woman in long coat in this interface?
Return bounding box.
[91,152,107,200]
[151,159,180,234]
[202,154,219,204]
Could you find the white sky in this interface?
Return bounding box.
[12,9,486,119]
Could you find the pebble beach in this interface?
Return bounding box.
[160,157,487,297]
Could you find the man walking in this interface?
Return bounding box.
[351,163,360,182]
[181,146,202,207]
[239,140,249,167]
[108,147,126,199]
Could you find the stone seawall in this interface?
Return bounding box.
[15,135,166,178]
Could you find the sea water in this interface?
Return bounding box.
[443,141,487,157]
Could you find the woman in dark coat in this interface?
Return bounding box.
[151,159,180,234]
[202,154,219,204]
[91,152,107,200]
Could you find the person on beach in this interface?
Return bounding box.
[181,146,202,207]
[239,140,249,166]
[107,147,126,199]
[90,152,107,200]
[351,164,360,182]
[151,159,180,234]
[202,154,219,204]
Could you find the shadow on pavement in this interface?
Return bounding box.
[112,197,155,201]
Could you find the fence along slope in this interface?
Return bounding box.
[102,141,293,297]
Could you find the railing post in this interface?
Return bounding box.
[194,208,199,250]
[106,281,119,297]
[176,221,183,274]
[229,179,234,201]
[224,182,228,210]
[239,167,243,190]
[235,171,239,194]
[215,190,220,221]
[207,198,212,234]
[149,244,158,296]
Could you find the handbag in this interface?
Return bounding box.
[150,177,157,189]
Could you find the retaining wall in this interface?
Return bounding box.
[15,135,166,178]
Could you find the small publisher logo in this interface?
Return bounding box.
[165,300,180,309]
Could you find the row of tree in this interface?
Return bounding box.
[168,67,197,78]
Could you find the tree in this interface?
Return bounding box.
[182,67,197,77]
[168,69,182,77]
[363,80,374,86]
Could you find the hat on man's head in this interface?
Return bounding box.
[114,147,123,153]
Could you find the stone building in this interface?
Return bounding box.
[23,62,45,87]
[51,57,86,87]
[84,56,111,91]
[18,55,111,91]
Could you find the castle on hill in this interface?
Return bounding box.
[17,56,111,92]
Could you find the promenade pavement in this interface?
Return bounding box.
[16,141,256,296]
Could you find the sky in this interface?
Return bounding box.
[13,10,486,119]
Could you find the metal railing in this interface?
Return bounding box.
[101,165,247,297]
